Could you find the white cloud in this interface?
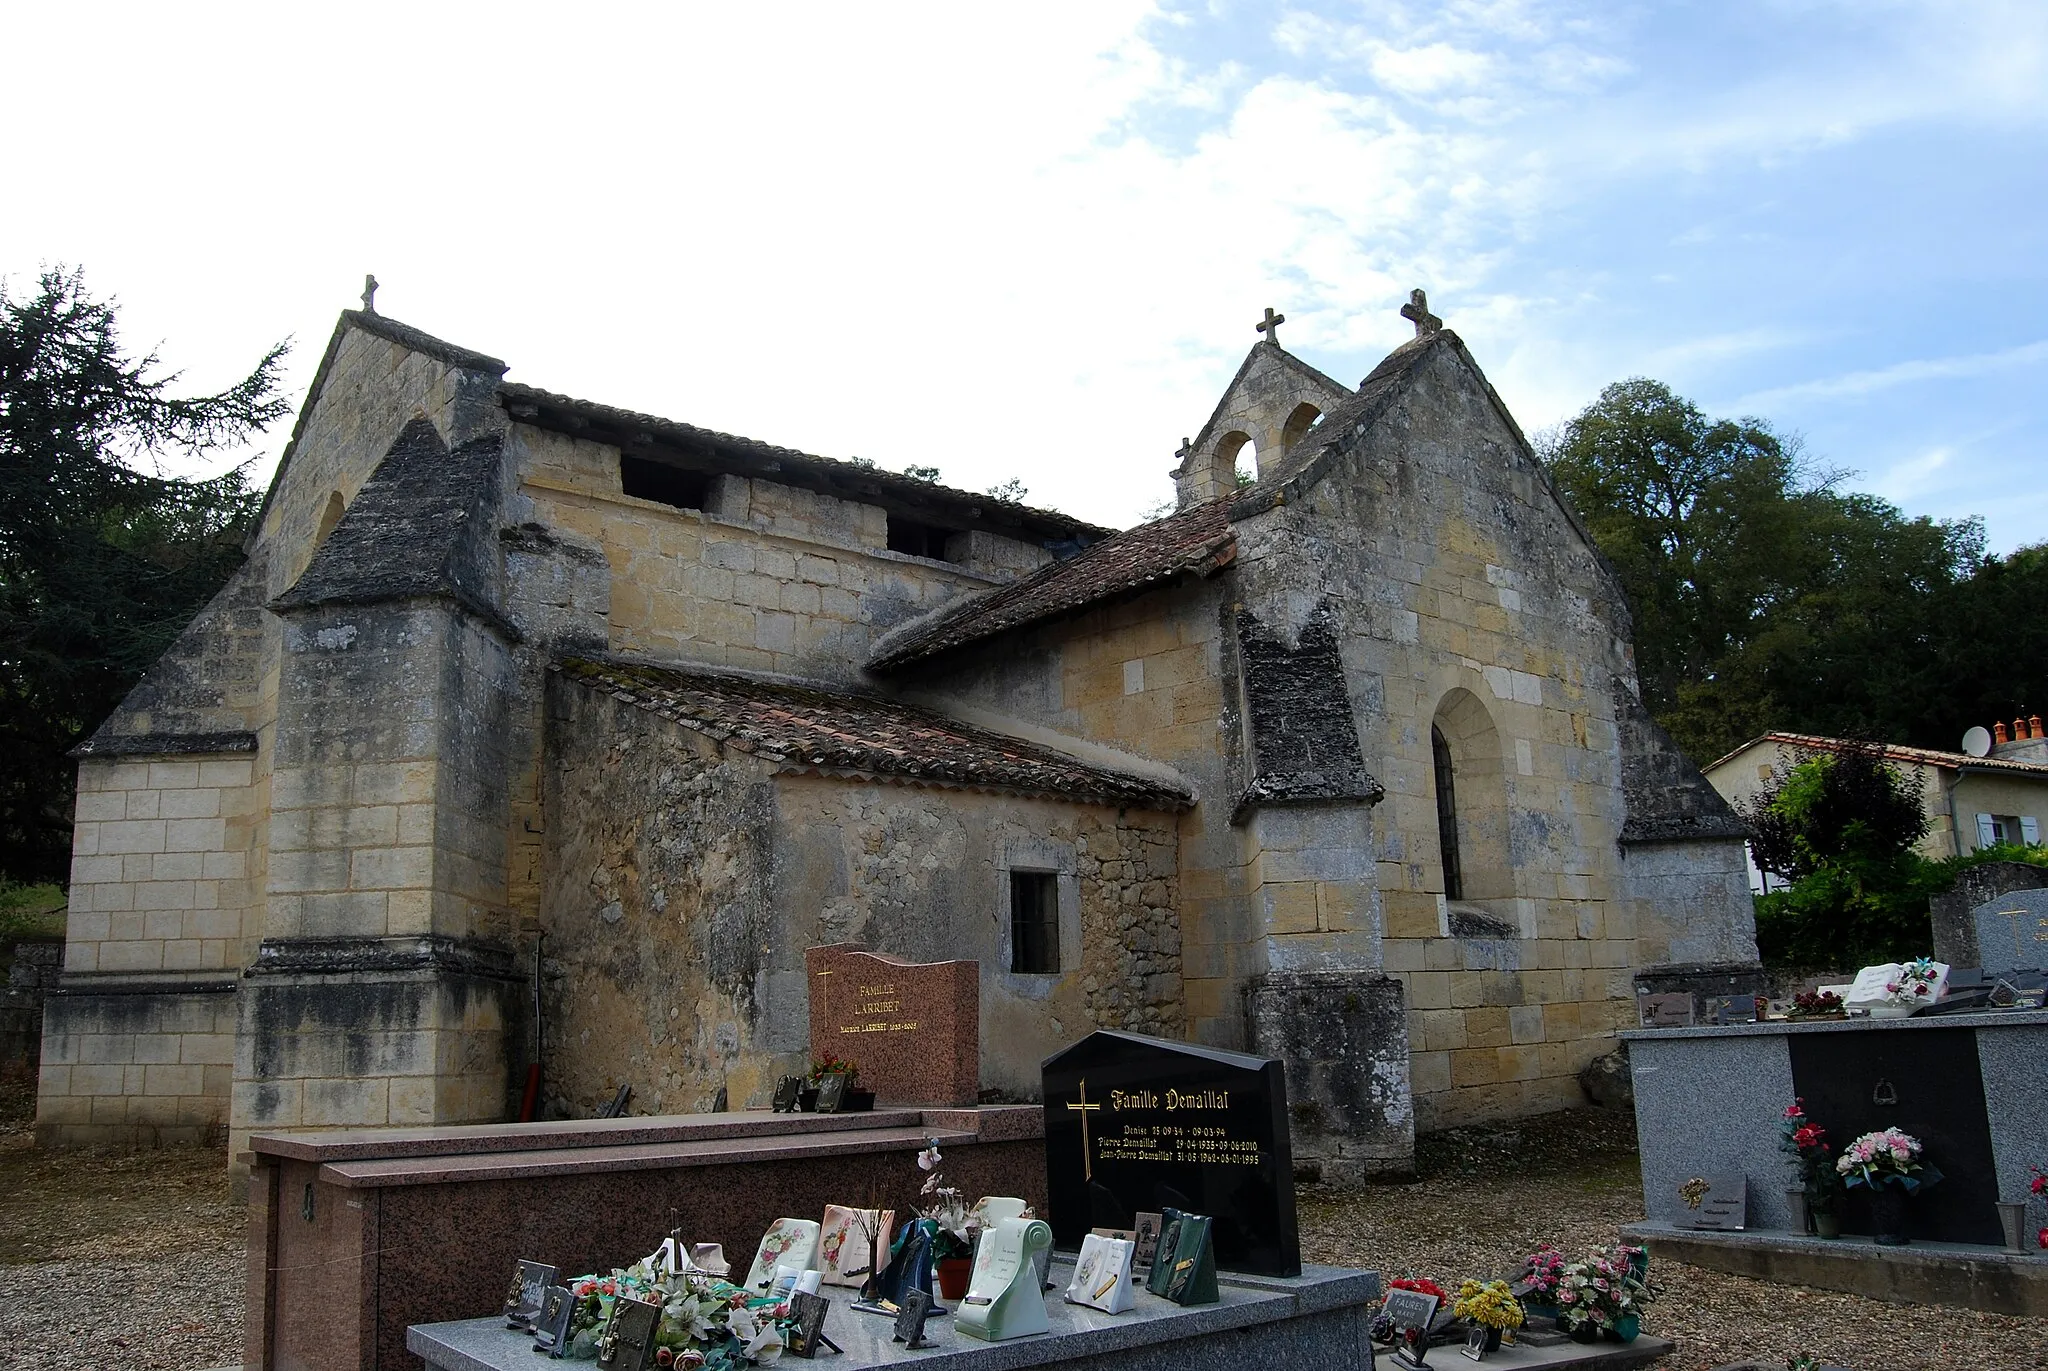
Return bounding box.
[1733,341,2048,409]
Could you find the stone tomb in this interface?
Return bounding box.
[1042,1030,1299,1277]
[807,944,979,1106]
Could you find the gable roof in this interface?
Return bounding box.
[1711,731,2048,780]
[555,658,1193,811]
[867,498,1236,672]
[272,417,508,630]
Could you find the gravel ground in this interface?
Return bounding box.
[1300,1108,2048,1371]
[3,1097,2047,1370]
[0,1089,245,1371]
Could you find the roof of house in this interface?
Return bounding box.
[498,382,1110,550]
[554,658,1194,811]
[1711,731,2048,779]
[866,498,1237,671]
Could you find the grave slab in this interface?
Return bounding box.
[808,943,980,1106]
[408,1261,1378,1371]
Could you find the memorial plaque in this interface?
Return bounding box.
[532,1285,575,1357]
[806,943,979,1106]
[1636,992,1695,1027]
[1677,1172,1747,1230]
[503,1258,557,1328]
[784,1291,833,1359]
[1975,890,2048,976]
[891,1288,936,1349]
[1042,1029,1299,1277]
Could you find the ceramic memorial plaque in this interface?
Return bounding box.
[503,1259,557,1328]
[955,1216,1054,1342]
[595,1295,661,1371]
[744,1218,821,1291]
[807,943,979,1106]
[773,1076,803,1113]
[819,1205,894,1288]
[815,1072,848,1113]
[1043,1029,1300,1276]
[1064,1232,1135,1314]
[1156,1210,1218,1306]
[532,1285,575,1358]
[1384,1288,1441,1370]
[1677,1172,1747,1230]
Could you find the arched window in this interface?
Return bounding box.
[315,490,345,545]
[1215,430,1256,488]
[1430,688,1511,906]
[1280,402,1322,451]
[1432,724,1462,901]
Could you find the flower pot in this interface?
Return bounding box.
[1523,1299,1559,1323]
[843,1088,876,1113]
[1567,1322,1601,1344]
[1998,1202,2029,1254]
[796,1089,819,1113]
[936,1257,971,1301]
[1813,1210,1841,1239]
[1785,1187,1810,1235]
[1870,1185,1912,1246]
[1483,1326,1503,1353]
[1613,1314,1640,1343]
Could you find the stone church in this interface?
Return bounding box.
[39,291,1756,1179]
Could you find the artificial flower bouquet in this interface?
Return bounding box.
[807,1054,858,1085]
[1554,1245,1654,1336]
[1778,1099,1840,1213]
[1837,1128,1942,1193]
[1881,959,1943,1008]
[1513,1242,1566,1307]
[559,1259,795,1367]
[914,1139,974,1260]
[1786,989,1845,1020]
[1451,1278,1525,1333]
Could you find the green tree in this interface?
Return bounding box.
[1739,745,1937,968]
[0,267,288,882]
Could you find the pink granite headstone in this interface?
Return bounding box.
[805,943,979,1106]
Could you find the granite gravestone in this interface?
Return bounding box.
[1042,1030,1299,1277]
[1974,889,2048,976]
[806,944,979,1106]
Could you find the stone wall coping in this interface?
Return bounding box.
[1621,1008,2048,1042]
[247,1104,1044,1165]
[315,1121,978,1189]
[407,1259,1380,1371]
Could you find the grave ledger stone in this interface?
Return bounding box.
[1042,1029,1300,1277]
[807,943,979,1107]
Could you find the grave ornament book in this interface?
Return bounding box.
[955,1215,1055,1342]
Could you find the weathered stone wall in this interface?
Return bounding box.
[1174,345,1352,506]
[37,984,237,1146]
[509,425,1032,684]
[1228,339,1724,1128]
[542,678,1184,1112]
[540,674,776,1118]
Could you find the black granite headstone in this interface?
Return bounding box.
[1042,1030,1299,1277]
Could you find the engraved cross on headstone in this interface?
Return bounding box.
[361,274,380,314]
[1256,307,1285,347]
[1067,1078,1101,1181]
[1400,288,1441,337]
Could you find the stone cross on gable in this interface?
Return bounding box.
[362,274,380,314]
[1256,307,1285,347]
[1400,288,1441,337]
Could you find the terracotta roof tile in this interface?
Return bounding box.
[867,499,1236,671]
[555,659,1192,811]
[1724,731,2048,778]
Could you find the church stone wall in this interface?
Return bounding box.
[1229,341,1686,1129]
[540,675,1184,1114]
[510,426,1015,684]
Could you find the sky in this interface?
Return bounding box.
[6,2,2046,549]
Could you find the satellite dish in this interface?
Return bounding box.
[1962,726,1993,758]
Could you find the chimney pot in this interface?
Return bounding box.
[2018,718,2030,741]
[1996,721,2011,744]
[2032,715,2043,738]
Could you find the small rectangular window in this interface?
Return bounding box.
[620,455,711,511]
[887,515,957,561]
[1010,871,1059,974]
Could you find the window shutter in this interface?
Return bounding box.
[1977,814,1999,849]
[2023,816,2041,846]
